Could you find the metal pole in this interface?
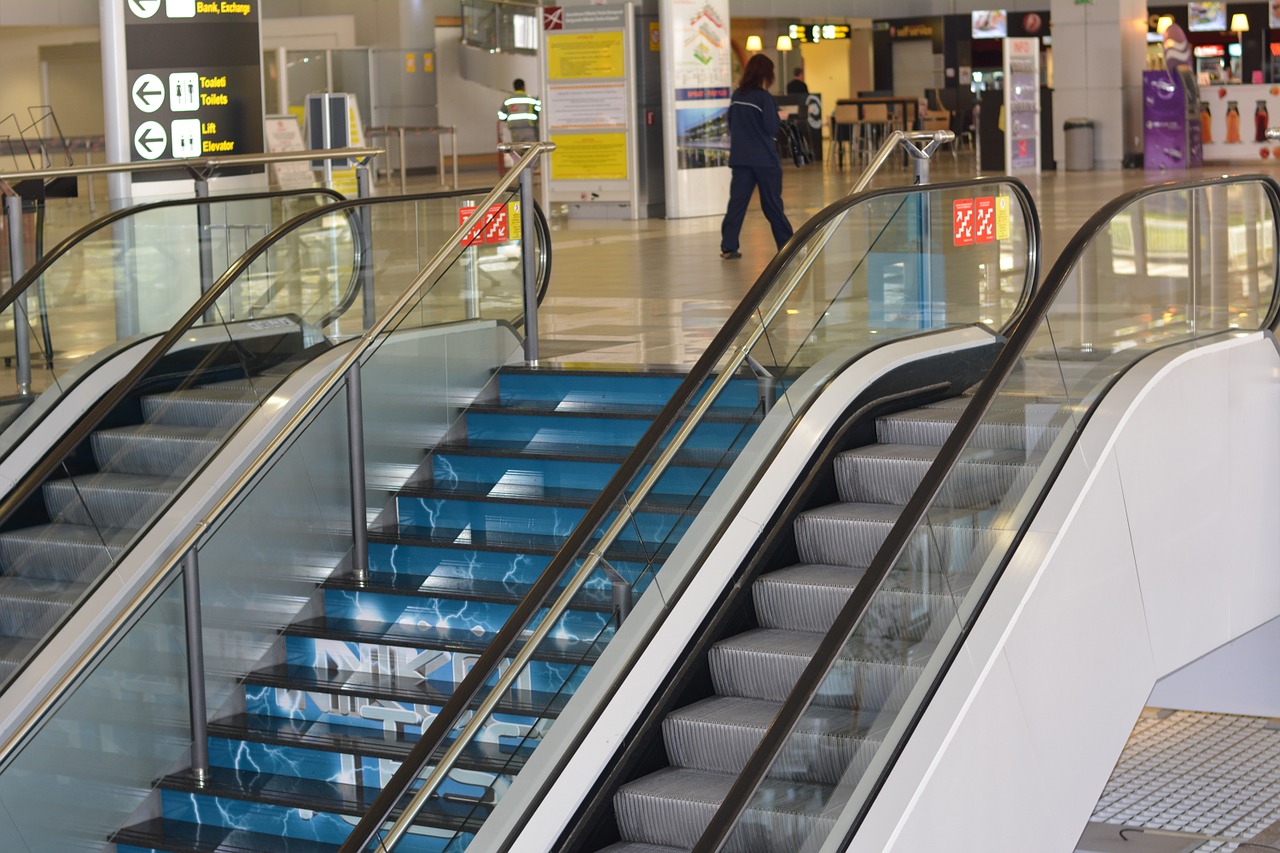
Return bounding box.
[398,128,407,195]
[5,194,31,395]
[322,94,334,191]
[346,365,369,584]
[437,129,446,188]
[356,163,375,330]
[451,126,459,190]
[182,548,210,786]
[195,176,214,296]
[519,163,539,366]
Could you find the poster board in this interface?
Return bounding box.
[542,3,639,215]
[659,0,732,217]
[1003,37,1041,173]
[264,115,316,188]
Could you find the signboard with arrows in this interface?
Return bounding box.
[123,0,264,175]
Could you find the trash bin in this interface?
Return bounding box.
[1064,118,1095,171]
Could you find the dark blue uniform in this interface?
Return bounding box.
[720,87,794,255]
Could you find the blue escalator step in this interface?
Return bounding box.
[496,366,763,410]
[209,712,537,772]
[431,437,744,467]
[245,663,574,719]
[284,616,609,666]
[370,527,676,563]
[393,487,698,545]
[323,568,615,611]
[114,817,342,853]
[150,767,480,848]
[462,410,753,450]
[429,449,728,497]
[364,541,654,587]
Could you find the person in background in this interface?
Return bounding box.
[498,78,541,144]
[787,67,809,96]
[720,54,794,260]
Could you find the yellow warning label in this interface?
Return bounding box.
[995,196,1011,240]
[508,200,523,240]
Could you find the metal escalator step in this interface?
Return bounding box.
[835,443,1034,507]
[875,405,1035,450]
[709,628,924,710]
[0,576,88,639]
[140,387,260,428]
[753,563,950,639]
[0,523,132,583]
[113,817,341,853]
[92,424,224,477]
[613,766,833,850]
[42,473,183,529]
[793,501,976,568]
[664,695,882,785]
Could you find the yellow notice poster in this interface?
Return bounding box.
[551,133,628,180]
[547,31,626,80]
[995,196,1011,240]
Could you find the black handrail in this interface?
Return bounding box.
[337,175,1041,853]
[0,185,545,690]
[690,174,1280,853]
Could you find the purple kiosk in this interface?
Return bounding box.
[1144,24,1204,171]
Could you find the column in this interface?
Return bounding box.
[1050,0,1148,169]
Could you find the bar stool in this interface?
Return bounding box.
[860,103,894,154]
[828,104,861,168]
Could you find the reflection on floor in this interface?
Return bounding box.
[1078,708,1280,853]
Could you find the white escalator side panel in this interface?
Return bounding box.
[493,325,1003,853]
[844,332,1280,853]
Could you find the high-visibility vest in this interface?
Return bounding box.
[498,92,541,126]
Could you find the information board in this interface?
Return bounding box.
[123,0,265,176]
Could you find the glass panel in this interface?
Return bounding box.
[354,179,1039,851]
[0,191,339,458]
[286,50,329,116]
[715,178,1277,852]
[0,185,540,851]
[331,50,373,128]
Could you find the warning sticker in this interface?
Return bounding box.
[458,203,510,246]
[975,197,995,244]
[953,198,975,246]
[995,196,1011,240]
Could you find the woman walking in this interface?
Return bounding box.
[720,53,794,259]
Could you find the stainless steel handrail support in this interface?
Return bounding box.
[347,364,369,584]
[181,547,210,786]
[851,130,953,195]
[3,192,31,395]
[503,142,542,365]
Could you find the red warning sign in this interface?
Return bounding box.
[543,6,564,29]
[953,198,975,246]
[975,197,995,243]
[459,204,510,246]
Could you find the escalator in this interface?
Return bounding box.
[533,176,1280,853]
[0,170,1038,853]
[0,178,555,705]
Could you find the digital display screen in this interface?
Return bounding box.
[972,10,1008,39]
[1187,2,1227,32]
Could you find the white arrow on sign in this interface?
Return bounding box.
[127,0,162,18]
[131,74,164,113]
[134,121,167,159]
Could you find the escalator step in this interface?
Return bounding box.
[613,766,833,850]
[113,817,340,853]
[42,473,183,529]
[92,424,224,477]
[709,628,924,710]
[875,404,1043,450]
[0,523,131,583]
[793,501,977,568]
[664,695,881,785]
[753,562,950,638]
[835,443,1033,507]
[0,576,88,639]
[323,568,616,612]
[140,387,260,428]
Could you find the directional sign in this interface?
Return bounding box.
[169,72,199,112]
[127,0,161,18]
[131,74,164,113]
[458,204,510,246]
[974,196,995,243]
[171,118,201,158]
[134,121,167,159]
